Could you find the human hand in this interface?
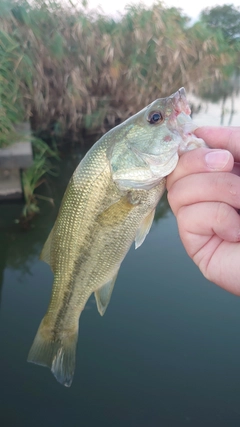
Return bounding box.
[167,127,240,295]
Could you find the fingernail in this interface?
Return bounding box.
[205,150,231,170]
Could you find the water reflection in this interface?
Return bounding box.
[0,230,7,305]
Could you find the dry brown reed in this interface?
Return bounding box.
[0,0,233,143]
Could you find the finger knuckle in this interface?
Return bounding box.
[214,173,240,204]
[215,202,232,224]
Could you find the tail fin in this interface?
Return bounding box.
[27,319,78,387]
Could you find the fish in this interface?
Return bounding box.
[27,87,206,387]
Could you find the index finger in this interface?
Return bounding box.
[166,147,233,191]
[195,127,240,162]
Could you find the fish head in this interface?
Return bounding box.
[108,87,206,190]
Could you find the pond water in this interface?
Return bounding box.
[1,100,240,426]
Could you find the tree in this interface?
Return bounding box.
[201,4,240,45]
[199,4,240,124]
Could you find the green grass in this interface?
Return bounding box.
[21,137,59,220]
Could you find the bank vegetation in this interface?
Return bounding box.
[1,0,239,147]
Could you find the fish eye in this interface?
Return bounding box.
[147,111,163,124]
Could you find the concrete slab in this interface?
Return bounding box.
[0,169,22,200]
[0,122,33,170]
[0,141,33,169]
[0,122,33,200]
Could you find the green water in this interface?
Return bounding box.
[1,150,240,427]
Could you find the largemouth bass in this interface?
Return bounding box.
[28,88,206,387]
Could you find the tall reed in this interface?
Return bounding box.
[0,0,233,145]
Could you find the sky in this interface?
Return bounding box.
[85,0,240,20]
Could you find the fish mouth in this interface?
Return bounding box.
[165,88,195,141]
[169,87,191,117]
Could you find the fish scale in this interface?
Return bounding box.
[27,88,206,387]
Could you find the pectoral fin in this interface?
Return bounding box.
[95,271,119,316]
[135,209,155,249]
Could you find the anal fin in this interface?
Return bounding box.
[135,209,155,249]
[95,271,119,316]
